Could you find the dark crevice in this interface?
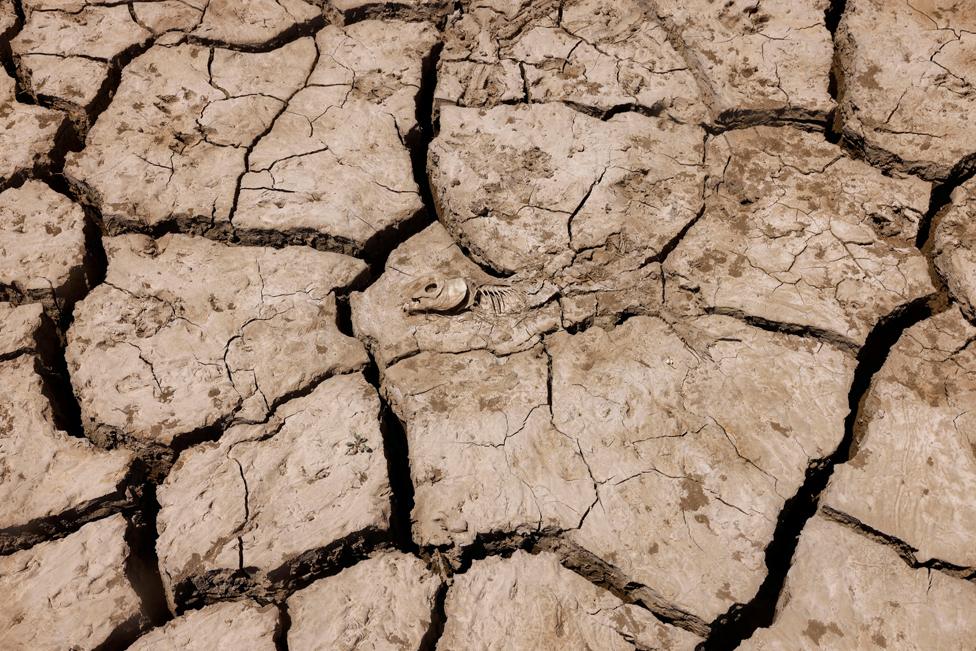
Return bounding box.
[364,353,417,553]
[93,478,174,650]
[820,507,976,582]
[408,39,442,219]
[824,0,847,34]
[0,473,135,556]
[36,348,88,438]
[7,249,97,481]
[560,99,666,121]
[333,0,454,29]
[417,581,448,651]
[824,0,847,107]
[76,202,435,261]
[173,527,391,613]
[485,95,692,126]
[917,165,976,250]
[123,480,173,628]
[88,418,225,485]
[184,14,330,54]
[93,612,150,651]
[0,112,79,192]
[698,295,940,650]
[273,603,292,651]
[599,102,664,121]
[76,39,153,134]
[534,536,712,638]
[947,152,976,187]
[823,107,842,145]
[915,172,974,307]
[644,203,707,268]
[917,185,952,249]
[565,167,608,247]
[333,292,357,338]
[431,528,547,575]
[0,342,50,365]
[838,130,963,184]
[79,200,110,298]
[233,459,250,571]
[561,306,643,336]
[234,224,388,260]
[365,39,443,276]
[379,399,417,552]
[416,529,711,639]
[703,306,859,353]
[707,109,830,135]
[0,0,24,81]
[67,187,386,257]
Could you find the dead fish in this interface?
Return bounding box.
[402,275,524,315]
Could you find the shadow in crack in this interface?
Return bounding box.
[699,294,939,650]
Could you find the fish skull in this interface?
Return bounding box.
[402,276,471,314]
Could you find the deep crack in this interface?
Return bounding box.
[699,295,941,649]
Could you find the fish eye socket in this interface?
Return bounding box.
[424,283,438,293]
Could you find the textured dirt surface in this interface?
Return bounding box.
[549,315,855,623]
[156,372,390,608]
[127,599,279,651]
[0,515,149,649]
[934,177,976,320]
[287,551,441,650]
[740,514,976,651]
[0,68,65,187]
[441,551,703,649]
[67,234,367,452]
[0,353,132,553]
[652,0,835,128]
[2,1,975,649]
[665,126,935,348]
[823,307,976,568]
[834,0,976,181]
[0,180,93,319]
[436,0,704,121]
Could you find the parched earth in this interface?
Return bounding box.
[1,1,975,649]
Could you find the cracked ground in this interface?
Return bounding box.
[1,0,976,649]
